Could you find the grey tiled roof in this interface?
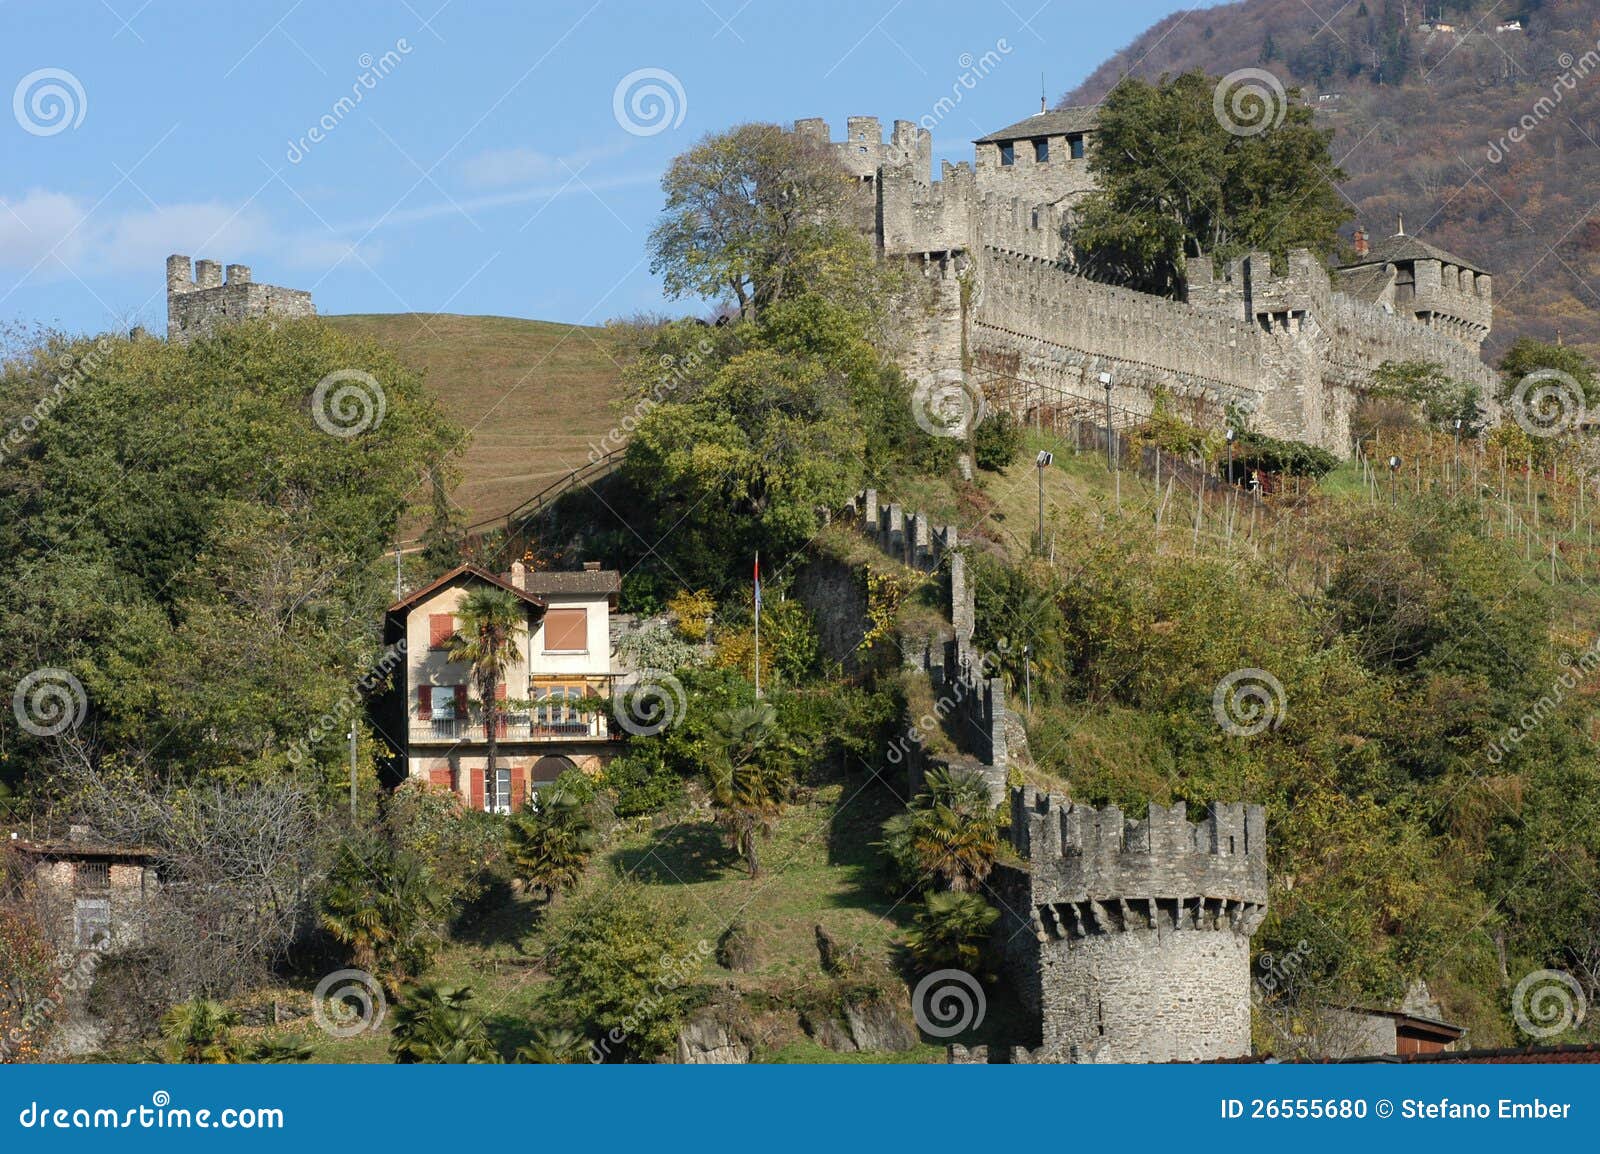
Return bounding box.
[1338,232,1485,274]
[976,106,1101,143]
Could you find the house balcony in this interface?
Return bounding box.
[408,712,612,744]
[408,675,617,746]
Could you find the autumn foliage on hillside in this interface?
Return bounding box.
[1066,0,1600,359]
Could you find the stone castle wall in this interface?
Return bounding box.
[794,115,1503,458]
[166,254,315,342]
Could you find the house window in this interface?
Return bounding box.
[428,614,455,650]
[1033,137,1049,163]
[1069,134,1086,160]
[431,685,466,721]
[75,860,110,892]
[486,767,512,815]
[542,608,588,653]
[998,141,1014,166]
[74,898,110,949]
[533,683,586,733]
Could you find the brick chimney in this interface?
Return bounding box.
[1353,228,1369,258]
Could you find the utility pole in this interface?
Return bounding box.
[394,543,403,602]
[348,723,358,821]
[753,552,762,699]
[1023,644,1033,716]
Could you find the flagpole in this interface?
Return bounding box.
[753,551,762,699]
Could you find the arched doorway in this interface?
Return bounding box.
[531,755,575,786]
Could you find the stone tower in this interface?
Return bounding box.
[164,254,315,343]
[996,791,1268,1062]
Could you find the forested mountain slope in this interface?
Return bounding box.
[1066,0,1600,359]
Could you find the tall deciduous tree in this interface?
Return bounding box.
[1073,70,1352,296]
[647,123,868,320]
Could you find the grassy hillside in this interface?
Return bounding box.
[1063,0,1600,360]
[326,314,628,529]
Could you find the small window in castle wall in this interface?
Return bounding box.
[1069,134,1086,160]
[1033,137,1049,163]
[998,142,1015,166]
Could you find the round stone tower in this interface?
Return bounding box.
[1000,791,1268,1062]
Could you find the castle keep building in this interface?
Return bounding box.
[799,111,1497,456]
[995,793,1268,1062]
[165,254,315,342]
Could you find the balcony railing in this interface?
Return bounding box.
[409,713,609,743]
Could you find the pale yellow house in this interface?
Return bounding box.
[380,561,622,812]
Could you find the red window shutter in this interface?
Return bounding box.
[417,685,433,720]
[427,763,452,788]
[468,768,484,810]
[495,683,508,700]
[429,614,454,649]
[454,685,469,719]
[510,766,526,812]
[494,683,508,738]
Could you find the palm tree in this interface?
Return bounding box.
[447,586,527,812]
[880,767,1001,893]
[708,703,786,878]
[506,785,597,898]
[389,983,499,1064]
[160,998,241,1063]
[319,838,444,989]
[514,1027,590,1064]
[904,890,999,973]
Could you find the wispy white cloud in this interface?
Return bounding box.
[0,190,386,285]
[458,138,635,188]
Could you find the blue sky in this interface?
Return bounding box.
[2,0,1224,335]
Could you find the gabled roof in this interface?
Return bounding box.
[385,563,546,615]
[1338,231,1486,274]
[976,106,1101,143]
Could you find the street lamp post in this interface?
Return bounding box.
[1388,454,1402,501]
[1099,371,1114,471]
[1225,426,1236,486]
[1453,417,1463,493]
[1035,450,1053,551]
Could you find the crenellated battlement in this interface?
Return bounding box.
[996,790,1268,1060]
[164,254,315,343]
[1009,791,1267,918]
